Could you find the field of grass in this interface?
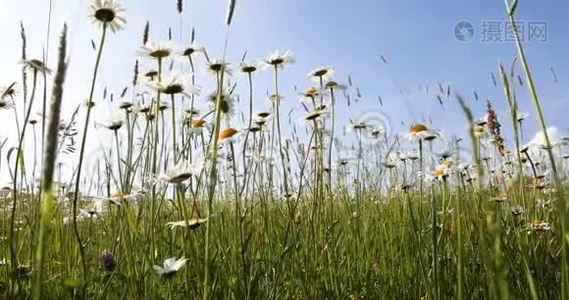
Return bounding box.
[1,0,568,298]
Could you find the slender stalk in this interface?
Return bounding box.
[72,23,108,284]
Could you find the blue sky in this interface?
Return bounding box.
[0,0,568,180]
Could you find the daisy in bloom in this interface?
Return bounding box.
[96,118,124,131]
[219,128,239,140]
[138,41,173,59]
[516,111,529,122]
[1,83,17,99]
[308,66,335,82]
[240,61,259,74]
[0,98,15,111]
[298,86,321,101]
[179,42,204,58]
[149,73,201,97]
[264,50,295,68]
[433,165,449,180]
[205,59,232,76]
[166,218,208,230]
[20,59,52,75]
[473,125,485,137]
[88,0,126,32]
[303,108,328,123]
[207,90,235,117]
[158,160,194,184]
[153,257,188,277]
[407,123,439,141]
[191,118,206,128]
[324,80,347,91]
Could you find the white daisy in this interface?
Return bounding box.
[153,257,188,276]
[88,0,126,32]
[166,218,208,230]
[138,41,173,59]
[264,50,295,68]
[158,160,193,184]
[149,73,201,97]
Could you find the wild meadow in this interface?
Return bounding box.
[0,0,568,298]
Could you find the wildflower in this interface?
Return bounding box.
[0,99,15,110]
[240,61,259,73]
[1,83,16,99]
[149,73,201,96]
[257,111,270,118]
[205,59,232,76]
[153,257,188,277]
[528,220,551,233]
[265,50,295,68]
[303,109,328,122]
[409,123,428,134]
[144,70,158,80]
[138,104,151,114]
[298,86,320,99]
[158,160,193,184]
[98,119,123,131]
[99,250,117,272]
[219,128,238,140]
[179,43,203,57]
[308,66,335,82]
[119,101,133,110]
[207,90,235,117]
[510,205,524,216]
[267,93,283,102]
[191,118,206,128]
[138,41,173,59]
[473,125,485,137]
[489,195,507,203]
[433,165,449,180]
[88,0,126,32]
[20,59,52,75]
[516,111,529,122]
[166,218,207,230]
[325,80,347,90]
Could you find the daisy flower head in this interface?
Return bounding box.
[179,42,204,58]
[1,83,17,100]
[191,118,206,128]
[219,127,239,141]
[0,98,15,111]
[240,61,259,74]
[207,90,235,117]
[517,111,529,122]
[325,80,347,91]
[153,257,188,277]
[205,59,232,76]
[138,41,173,59]
[96,118,124,131]
[20,59,52,75]
[166,218,208,230]
[308,66,335,82]
[407,123,439,141]
[298,86,320,100]
[149,73,201,97]
[303,108,329,123]
[158,160,193,184]
[433,165,449,180]
[88,0,126,32]
[473,125,485,137]
[265,50,295,69]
